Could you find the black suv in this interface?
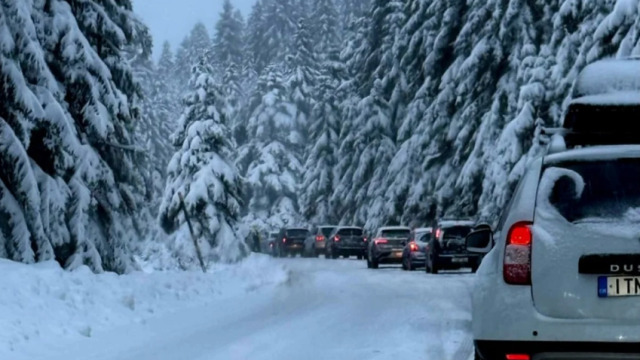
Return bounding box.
[275,227,310,257]
[425,220,480,274]
[326,226,367,259]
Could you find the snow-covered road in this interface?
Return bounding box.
[17,258,475,360]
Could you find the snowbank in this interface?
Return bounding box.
[0,254,287,356]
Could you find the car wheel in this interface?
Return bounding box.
[371,256,379,269]
[367,256,372,268]
[402,256,408,271]
[408,257,415,271]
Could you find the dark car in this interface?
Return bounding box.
[303,225,338,257]
[401,227,432,271]
[275,227,310,257]
[326,226,367,259]
[425,220,480,274]
[367,226,411,269]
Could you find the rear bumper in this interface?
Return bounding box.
[435,253,481,268]
[335,246,366,256]
[314,241,326,250]
[475,340,640,359]
[409,252,426,263]
[283,244,304,252]
[376,251,404,263]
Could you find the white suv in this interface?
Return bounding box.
[467,58,640,360]
[468,146,640,359]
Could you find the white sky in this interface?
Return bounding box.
[132,0,257,61]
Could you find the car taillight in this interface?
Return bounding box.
[334,235,340,242]
[409,242,419,252]
[504,222,532,285]
[506,354,530,360]
[435,228,441,239]
[282,237,287,243]
[375,238,388,245]
[363,237,368,242]
[316,235,325,241]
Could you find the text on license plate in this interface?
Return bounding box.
[598,276,640,297]
[392,251,402,258]
[452,257,468,263]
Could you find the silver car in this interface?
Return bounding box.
[401,227,432,271]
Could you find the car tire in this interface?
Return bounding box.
[367,257,372,268]
[402,257,408,271]
[408,257,415,271]
[371,257,379,269]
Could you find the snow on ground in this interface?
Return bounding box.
[0,254,288,358]
[2,256,475,360]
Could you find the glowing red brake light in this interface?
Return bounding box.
[506,355,530,360]
[363,237,368,242]
[282,237,287,243]
[509,226,531,245]
[504,222,533,285]
[435,228,442,238]
[409,242,419,252]
[334,235,340,242]
[316,235,325,241]
[375,238,388,245]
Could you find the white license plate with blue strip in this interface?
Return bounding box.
[598,276,640,297]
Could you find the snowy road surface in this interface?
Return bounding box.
[16,258,475,360]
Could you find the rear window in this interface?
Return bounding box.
[337,228,363,236]
[441,226,472,239]
[320,227,336,237]
[286,229,309,237]
[380,229,410,238]
[543,159,640,223]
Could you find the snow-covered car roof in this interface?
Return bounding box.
[570,91,640,106]
[317,225,338,228]
[437,220,475,228]
[378,226,411,231]
[544,145,640,165]
[573,58,640,99]
[284,227,309,231]
[414,227,432,233]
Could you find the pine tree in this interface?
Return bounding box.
[286,16,318,155]
[0,0,150,273]
[159,58,246,265]
[261,0,298,71]
[213,0,245,69]
[299,63,341,223]
[311,0,340,62]
[241,65,302,229]
[175,22,214,87]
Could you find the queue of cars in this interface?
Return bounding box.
[261,221,481,275]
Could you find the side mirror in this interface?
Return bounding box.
[466,228,493,254]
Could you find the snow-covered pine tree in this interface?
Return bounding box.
[299,60,341,224]
[159,57,246,266]
[213,0,245,69]
[241,65,302,230]
[286,16,318,156]
[261,0,298,71]
[0,0,150,273]
[175,22,214,88]
[311,0,340,62]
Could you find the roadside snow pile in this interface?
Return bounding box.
[0,254,287,355]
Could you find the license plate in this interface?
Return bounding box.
[598,276,640,297]
[452,257,468,263]
[392,251,402,258]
